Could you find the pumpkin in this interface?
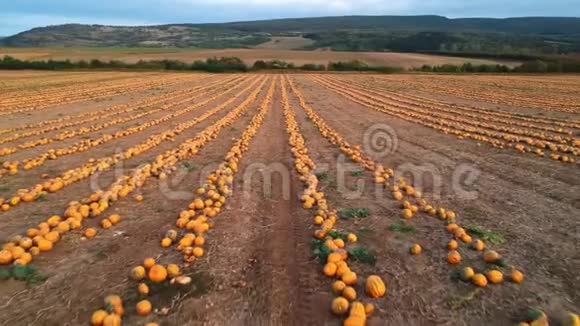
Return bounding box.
[44,231,60,243]
[483,250,501,264]
[91,310,108,326]
[108,214,121,225]
[145,323,159,326]
[138,283,149,296]
[349,301,366,318]
[402,209,413,219]
[392,191,403,201]
[143,258,156,269]
[486,270,504,284]
[313,216,324,225]
[37,239,53,252]
[165,230,178,241]
[167,264,181,278]
[446,223,459,233]
[101,219,113,230]
[460,267,475,282]
[460,234,472,244]
[364,303,375,315]
[344,315,366,326]
[332,281,346,295]
[472,273,488,287]
[511,270,524,284]
[136,300,152,316]
[323,263,337,277]
[342,271,358,285]
[135,195,144,202]
[193,247,204,257]
[161,237,172,248]
[15,253,32,266]
[57,222,70,233]
[10,246,25,259]
[472,240,485,251]
[410,244,422,255]
[331,297,350,315]
[447,240,458,250]
[0,250,13,265]
[131,266,146,281]
[194,236,205,246]
[342,286,357,301]
[334,238,345,249]
[327,252,343,264]
[102,314,122,326]
[347,233,357,243]
[29,247,40,256]
[149,265,168,283]
[84,228,97,239]
[365,275,386,298]
[447,250,462,265]
[564,313,579,326]
[19,237,33,250]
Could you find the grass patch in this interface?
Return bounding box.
[348,247,377,266]
[351,170,365,177]
[388,222,416,234]
[0,265,49,285]
[315,171,329,181]
[328,230,349,242]
[182,162,197,172]
[339,208,369,220]
[311,239,332,265]
[466,226,506,245]
[356,227,374,239]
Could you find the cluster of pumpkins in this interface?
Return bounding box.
[88,77,275,326]
[2,78,266,268]
[315,76,577,164]
[0,79,262,212]
[385,75,580,114]
[351,78,577,137]
[0,74,219,144]
[0,73,193,116]
[290,75,528,293]
[281,79,386,326]
[0,74,244,158]
[389,178,526,289]
[90,291,161,326]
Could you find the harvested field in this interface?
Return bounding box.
[0,47,519,68]
[0,71,578,326]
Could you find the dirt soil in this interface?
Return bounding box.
[0,72,578,326]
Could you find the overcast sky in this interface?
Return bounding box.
[1,0,579,35]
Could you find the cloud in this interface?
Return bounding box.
[0,0,578,35]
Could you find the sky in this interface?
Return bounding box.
[1,0,579,36]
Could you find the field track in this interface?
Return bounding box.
[0,71,578,326]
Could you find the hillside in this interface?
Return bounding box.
[2,15,580,55]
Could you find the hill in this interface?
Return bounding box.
[2,15,580,55]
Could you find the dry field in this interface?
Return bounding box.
[0,71,578,326]
[0,47,519,68]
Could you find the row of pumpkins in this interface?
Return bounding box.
[282,77,384,326]
[0,73,217,140]
[0,77,263,215]
[378,75,580,114]
[0,74,243,155]
[89,77,277,325]
[340,76,578,144]
[0,75,255,180]
[0,78,268,269]
[0,73,195,117]
[314,76,578,164]
[348,78,580,132]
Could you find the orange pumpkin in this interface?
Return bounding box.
[486,270,504,284]
[143,258,156,269]
[447,250,462,265]
[365,275,386,298]
[511,270,524,284]
[447,240,458,250]
[341,271,358,286]
[331,297,349,315]
[332,281,346,295]
[410,244,422,255]
[131,266,146,281]
[472,273,488,287]
[148,265,168,283]
[136,300,152,316]
[483,250,501,264]
[91,310,108,326]
[342,286,357,301]
[323,262,337,277]
[138,283,150,296]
